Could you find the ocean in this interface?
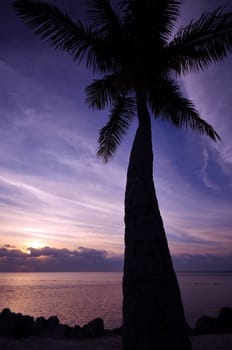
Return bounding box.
[0,272,231,329]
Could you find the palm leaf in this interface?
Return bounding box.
[148,80,220,141]
[97,96,135,162]
[168,7,232,74]
[87,0,125,69]
[121,0,180,43]
[12,0,118,73]
[88,0,121,33]
[85,75,120,110]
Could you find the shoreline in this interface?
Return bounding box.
[1,307,231,349]
[1,334,232,350]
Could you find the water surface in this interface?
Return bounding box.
[0,271,231,328]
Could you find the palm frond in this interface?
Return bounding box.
[88,0,121,33]
[168,7,232,74]
[12,0,118,73]
[85,75,120,110]
[121,0,180,43]
[97,96,135,162]
[87,0,124,66]
[148,80,220,141]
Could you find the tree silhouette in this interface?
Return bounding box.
[12,1,232,349]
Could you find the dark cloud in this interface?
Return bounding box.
[0,247,25,258]
[0,246,231,272]
[3,244,16,248]
[173,254,232,271]
[0,246,123,272]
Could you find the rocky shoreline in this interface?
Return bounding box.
[0,307,231,340]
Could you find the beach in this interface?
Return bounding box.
[1,334,232,350]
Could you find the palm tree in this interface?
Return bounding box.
[12,1,232,349]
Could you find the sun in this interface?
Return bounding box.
[22,241,45,255]
[26,241,44,249]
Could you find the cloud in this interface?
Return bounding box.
[0,246,123,272]
[1,0,232,267]
[0,245,231,272]
[183,58,232,177]
[173,253,232,271]
[3,244,16,249]
[0,57,126,255]
[200,148,220,191]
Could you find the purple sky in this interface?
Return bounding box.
[0,0,232,271]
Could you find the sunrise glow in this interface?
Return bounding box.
[0,0,231,272]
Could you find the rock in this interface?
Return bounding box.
[186,323,194,336]
[0,308,15,336]
[35,316,64,338]
[47,324,67,338]
[217,307,232,333]
[0,308,12,318]
[112,326,122,336]
[195,307,232,335]
[104,329,114,336]
[195,315,218,334]
[63,324,72,337]
[23,315,35,337]
[83,318,104,338]
[23,315,34,325]
[0,309,35,337]
[14,313,35,337]
[35,316,47,334]
[69,324,84,338]
[47,316,59,328]
[35,316,47,327]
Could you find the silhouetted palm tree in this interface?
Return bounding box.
[12,1,232,349]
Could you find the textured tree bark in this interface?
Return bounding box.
[122,89,192,350]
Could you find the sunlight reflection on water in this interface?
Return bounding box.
[0,272,231,328]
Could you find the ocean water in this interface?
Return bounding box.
[0,271,231,329]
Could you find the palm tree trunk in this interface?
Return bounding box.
[122,89,192,350]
